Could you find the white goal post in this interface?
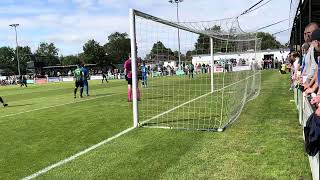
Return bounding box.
[129,9,261,131]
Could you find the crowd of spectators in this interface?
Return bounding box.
[289,22,320,116]
[0,76,17,86]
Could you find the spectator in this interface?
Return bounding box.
[290,52,300,90]
[275,57,279,69]
[302,23,319,90]
[301,43,311,73]
[307,28,320,115]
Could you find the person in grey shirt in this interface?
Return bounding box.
[302,23,319,88]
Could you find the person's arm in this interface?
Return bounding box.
[124,62,128,75]
[304,66,317,88]
[306,81,318,95]
[305,72,317,89]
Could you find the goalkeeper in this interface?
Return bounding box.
[0,97,8,107]
[124,54,140,102]
[73,65,84,98]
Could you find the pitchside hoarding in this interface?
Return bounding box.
[35,78,47,84]
[90,76,103,80]
[62,77,74,82]
[48,77,61,83]
[214,66,224,73]
[27,80,34,84]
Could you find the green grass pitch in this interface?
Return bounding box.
[0,71,311,179]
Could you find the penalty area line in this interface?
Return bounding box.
[0,93,124,121]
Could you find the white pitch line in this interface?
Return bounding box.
[22,126,135,180]
[22,73,257,179]
[0,93,123,121]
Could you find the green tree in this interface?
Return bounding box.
[193,25,234,54]
[0,46,15,74]
[104,32,131,64]
[35,42,59,66]
[145,41,174,61]
[60,55,80,65]
[256,32,282,50]
[82,39,107,66]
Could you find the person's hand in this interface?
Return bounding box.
[311,96,320,105]
[305,88,314,95]
[315,107,320,116]
[304,83,310,90]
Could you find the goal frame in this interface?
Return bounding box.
[129,8,259,130]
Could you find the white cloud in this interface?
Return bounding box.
[73,0,96,9]
[0,0,292,55]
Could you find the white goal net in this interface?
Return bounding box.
[129,9,261,131]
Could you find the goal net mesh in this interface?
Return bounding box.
[132,10,261,131]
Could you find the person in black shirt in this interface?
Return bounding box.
[102,73,108,84]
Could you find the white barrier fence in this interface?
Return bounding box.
[295,88,319,180]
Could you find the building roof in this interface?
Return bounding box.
[42,64,97,69]
[290,0,320,49]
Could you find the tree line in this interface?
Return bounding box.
[0,30,283,75]
[145,31,285,64]
[0,32,131,75]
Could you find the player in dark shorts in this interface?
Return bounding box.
[188,63,194,79]
[124,55,140,102]
[141,62,148,88]
[81,64,90,96]
[20,75,27,87]
[0,97,8,107]
[73,66,84,98]
[102,73,108,84]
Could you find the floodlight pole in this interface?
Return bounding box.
[9,24,20,76]
[210,38,214,92]
[169,0,183,69]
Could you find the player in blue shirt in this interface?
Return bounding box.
[81,64,90,96]
[141,62,148,88]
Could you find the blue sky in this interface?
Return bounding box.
[0,0,293,55]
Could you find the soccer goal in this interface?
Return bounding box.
[129,9,261,132]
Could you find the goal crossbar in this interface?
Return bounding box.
[132,9,257,42]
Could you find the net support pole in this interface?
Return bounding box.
[253,36,257,90]
[129,9,139,128]
[210,37,214,93]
